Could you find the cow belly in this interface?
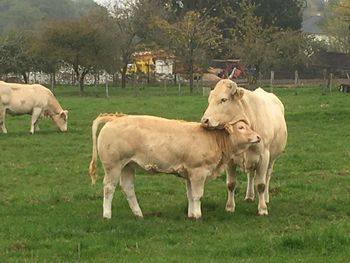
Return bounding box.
[6,104,33,115]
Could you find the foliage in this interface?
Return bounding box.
[0,32,41,82]
[166,0,304,30]
[0,0,98,36]
[252,0,304,30]
[0,85,349,262]
[225,1,312,83]
[109,2,145,89]
[153,10,222,92]
[37,7,114,93]
[322,0,350,54]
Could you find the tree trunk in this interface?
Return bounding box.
[189,61,194,94]
[121,64,128,89]
[79,75,85,95]
[22,72,28,83]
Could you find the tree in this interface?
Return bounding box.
[110,3,144,89]
[273,30,313,71]
[323,0,350,54]
[252,0,304,30]
[153,10,222,92]
[38,7,113,93]
[225,1,310,83]
[0,32,39,83]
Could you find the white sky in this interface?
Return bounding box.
[93,0,110,7]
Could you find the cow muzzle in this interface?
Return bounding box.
[201,117,223,129]
[250,135,261,144]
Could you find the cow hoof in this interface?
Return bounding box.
[103,213,112,219]
[134,212,144,219]
[188,214,202,220]
[225,204,235,213]
[244,197,254,202]
[258,209,268,216]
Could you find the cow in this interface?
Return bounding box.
[0,81,68,134]
[338,83,350,93]
[201,79,287,216]
[88,113,261,220]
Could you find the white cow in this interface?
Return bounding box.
[89,113,261,219]
[0,81,68,134]
[201,79,287,215]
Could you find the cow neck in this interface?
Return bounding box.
[229,99,250,127]
[213,130,234,164]
[47,95,63,116]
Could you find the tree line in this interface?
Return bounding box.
[0,0,347,93]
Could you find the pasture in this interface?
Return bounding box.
[0,85,349,262]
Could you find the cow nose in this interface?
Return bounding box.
[201,117,209,126]
[256,135,261,143]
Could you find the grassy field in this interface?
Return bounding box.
[0,84,349,262]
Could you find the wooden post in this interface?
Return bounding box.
[164,79,167,94]
[178,79,181,96]
[105,74,109,98]
[50,73,54,92]
[270,70,274,91]
[294,70,299,86]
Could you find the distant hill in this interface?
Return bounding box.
[0,0,98,35]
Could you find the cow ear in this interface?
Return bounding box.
[224,123,234,134]
[60,110,68,120]
[234,88,244,99]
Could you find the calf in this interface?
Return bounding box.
[89,113,261,220]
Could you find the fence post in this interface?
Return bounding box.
[329,73,333,94]
[105,74,109,98]
[50,73,54,93]
[164,79,167,95]
[294,70,299,86]
[270,70,274,91]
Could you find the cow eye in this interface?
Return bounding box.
[220,98,228,103]
[238,126,244,130]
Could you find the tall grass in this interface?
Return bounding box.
[0,85,349,262]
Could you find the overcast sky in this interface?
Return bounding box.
[93,0,109,6]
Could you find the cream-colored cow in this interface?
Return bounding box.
[0,81,68,134]
[201,79,287,216]
[89,113,261,220]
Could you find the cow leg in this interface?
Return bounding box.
[255,151,269,216]
[225,160,237,212]
[0,106,7,133]
[120,165,143,218]
[30,107,42,134]
[265,160,275,204]
[103,166,121,219]
[185,178,194,217]
[188,172,206,219]
[244,171,255,202]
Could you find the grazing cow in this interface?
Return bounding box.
[201,79,287,215]
[88,113,261,219]
[0,81,68,134]
[338,84,350,93]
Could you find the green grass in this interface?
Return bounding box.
[0,84,349,262]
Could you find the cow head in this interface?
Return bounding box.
[225,120,261,154]
[201,79,247,129]
[51,110,68,132]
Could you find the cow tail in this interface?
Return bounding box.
[89,113,125,185]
